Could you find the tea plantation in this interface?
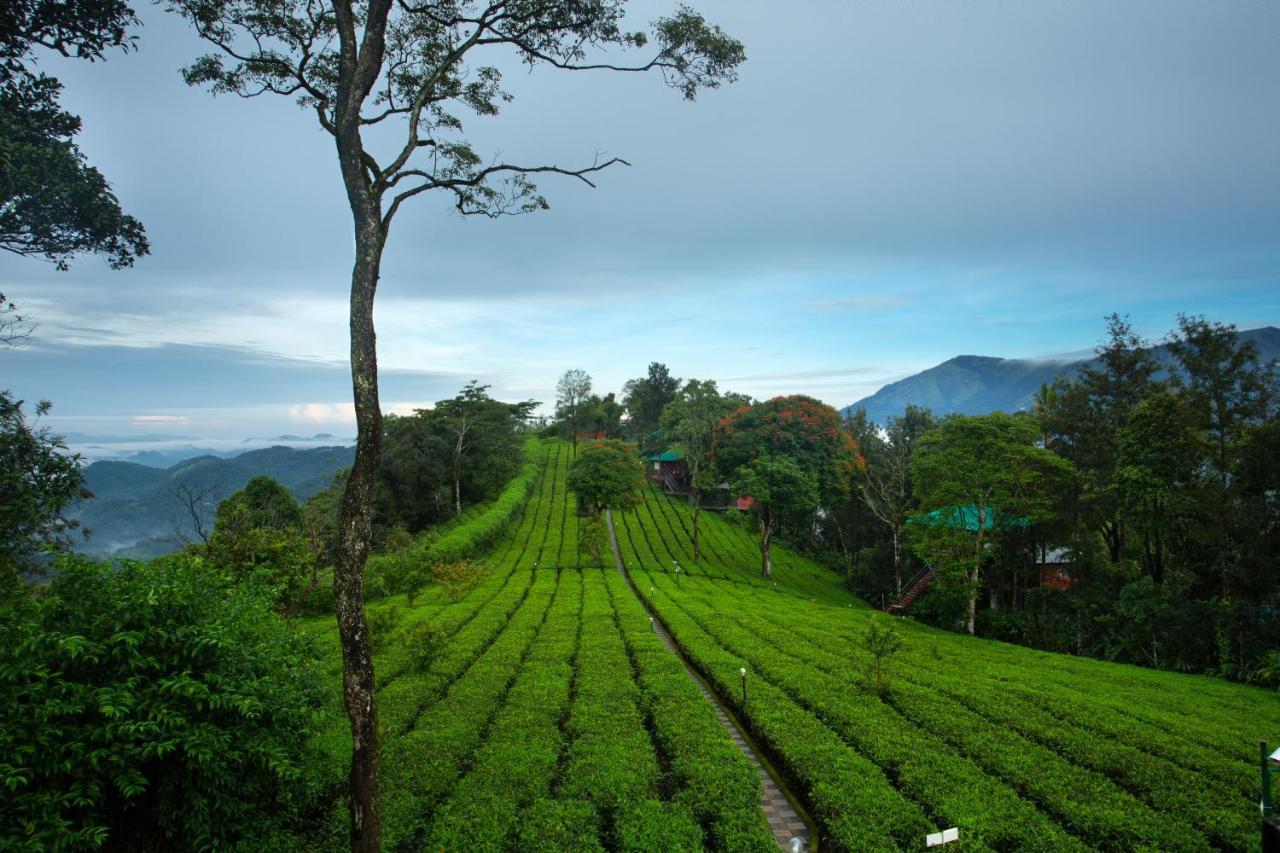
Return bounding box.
[301,439,1280,850]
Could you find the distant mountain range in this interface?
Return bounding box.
[844,325,1280,425]
[70,444,356,559]
[64,432,352,467]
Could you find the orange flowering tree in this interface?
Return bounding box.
[714,396,863,569]
[714,395,863,504]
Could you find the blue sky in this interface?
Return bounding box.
[3,0,1278,438]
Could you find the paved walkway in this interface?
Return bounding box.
[606,511,813,851]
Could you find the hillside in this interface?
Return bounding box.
[846,325,1280,424]
[71,444,355,558]
[299,439,1279,851]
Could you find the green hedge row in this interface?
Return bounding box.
[778,604,1259,848]
[558,573,680,843]
[621,573,932,850]
[605,569,776,852]
[422,568,582,848]
[378,569,560,848]
[702,587,1182,850]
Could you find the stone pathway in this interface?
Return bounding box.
[606,511,814,852]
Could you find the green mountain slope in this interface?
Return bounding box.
[301,439,1279,851]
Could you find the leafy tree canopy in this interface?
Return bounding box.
[1,0,148,268]
[0,391,90,587]
[908,412,1074,633]
[731,453,818,577]
[208,475,313,606]
[623,361,681,439]
[567,438,645,565]
[715,394,862,503]
[567,439,645,517]
[660,378,749,489]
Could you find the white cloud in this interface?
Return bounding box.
[132,414,189,425]
[288,402,355,425]
[808,296,903,313]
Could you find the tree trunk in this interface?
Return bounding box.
[691,488,701,563]
[453,449,462,517]
[966,566,978,635]
[891,525,902,595]
[759,518,772,578]
[334,228,384,853]
[591,509,604,565]
[333,119,386,850]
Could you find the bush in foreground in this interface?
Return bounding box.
[0,554,325,850]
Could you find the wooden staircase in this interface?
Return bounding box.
[658,473,690,496]
[883,566,934,613]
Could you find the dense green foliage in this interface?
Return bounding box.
[0,554,324,850]
[372,384,532,538]
[840,316,1279,681]
[567,439,646,564]
[208,475,315,608]
[0,392,90,585]
[714,394,861,506]
[622,362,682,441]
[908,412,1072,634]
[358,440,541,602]
[0,0,149,268]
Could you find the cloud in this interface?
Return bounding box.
[132,414,189,425]
[288,403,355,425]
[808,296,903,313]
[724,367,885,383]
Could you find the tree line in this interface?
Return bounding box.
[838,315,1278,685]
[557,320,1278,688]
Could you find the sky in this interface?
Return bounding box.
[4,0,1279,439]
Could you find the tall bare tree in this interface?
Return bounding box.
[0,293,34,347]
[556,368,593,450]
[168,476,225,549]
[860,406,936,594]
[162,3,743,848]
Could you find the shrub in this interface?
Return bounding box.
[430,558,486,601]
[517,798,603,852]
[862,618,902,696]
[0,554,324,850]
[615,800,704,852]
[368,604,402,652]
[402,620,449,673]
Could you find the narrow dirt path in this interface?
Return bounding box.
[606,510,815,852]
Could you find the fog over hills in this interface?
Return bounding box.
[71,444,355,559]
[844,326,1280,425]
[66,432,352,467]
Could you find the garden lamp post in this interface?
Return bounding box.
[1263,740,1280,817]
[1265,741,1280,853]
[739,667,748,705]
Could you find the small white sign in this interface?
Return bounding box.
[1270,746,1280,762]
[926,827,959,847]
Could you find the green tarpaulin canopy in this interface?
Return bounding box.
[909,504,1028,532]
